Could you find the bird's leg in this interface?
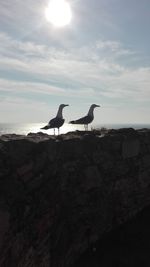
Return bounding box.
[85,124,88,131]
[58,128,59,135]
[54,128,55,136]
[84,124,86,131]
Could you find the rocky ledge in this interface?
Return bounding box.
[0,128,150,266]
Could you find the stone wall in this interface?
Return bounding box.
[0,128,150,266]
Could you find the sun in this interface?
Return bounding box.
[45,0,72,27]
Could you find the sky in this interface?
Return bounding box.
[0,0,150,124]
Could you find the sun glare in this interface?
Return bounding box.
[45,0,72,27]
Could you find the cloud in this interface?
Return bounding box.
[0,31,150,110]
[96,40,135,57]
[0,1,149,124]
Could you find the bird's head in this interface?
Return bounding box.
[91,104,100,109]
[60,104,69,109]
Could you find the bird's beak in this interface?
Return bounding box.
[96,105,100,107]
[65,104,69,107]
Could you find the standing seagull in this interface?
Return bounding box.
[70,104,100,130]
[41,104,69,135]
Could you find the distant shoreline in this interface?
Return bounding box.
[0,122,150,136]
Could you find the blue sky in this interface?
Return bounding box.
[0,0,150,124]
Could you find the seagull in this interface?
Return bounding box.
[69,104,100,130]
[41,104,69,135]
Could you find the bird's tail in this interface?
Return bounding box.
[69,120,75,124]
[41,125,50,130]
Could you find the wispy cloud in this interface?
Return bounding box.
[0,31,150,102]
[0,0,150,123]
[0,30,150,123]
[96,40,135,57]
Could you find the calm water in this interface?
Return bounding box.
[0,123,149,136]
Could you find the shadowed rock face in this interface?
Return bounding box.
[74,204,150,267]
[0,128,150,266]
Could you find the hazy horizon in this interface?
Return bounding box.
[0,121,150,137]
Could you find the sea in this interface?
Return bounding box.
[0,123,150,136]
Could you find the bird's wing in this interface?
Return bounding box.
[49,117,64,128]
[70,115,93,125]
[41,117,65,130]
[48,118,57,128]
[40,118,56,130]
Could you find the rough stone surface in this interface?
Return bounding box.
[73,204,150,267]
[0,128,150,266]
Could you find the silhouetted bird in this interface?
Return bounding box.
[41,104,69,135]
[70,104,100,130]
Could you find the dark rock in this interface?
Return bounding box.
[122,138,140,158]
[0,128,150,266]
[73,205,150,267]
